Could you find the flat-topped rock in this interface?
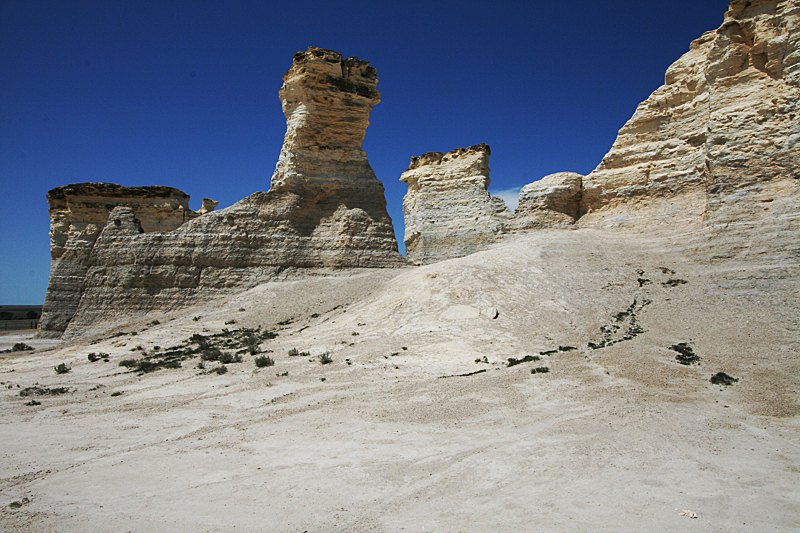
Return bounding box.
[400,144,511,264]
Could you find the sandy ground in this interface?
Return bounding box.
[1,229,798,532]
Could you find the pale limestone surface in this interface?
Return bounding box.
[40,184,202,334]
[39,47,404,339]
[510,171,584,229]
[580,0,800,228]
[2,229,797,532]
[400,144,511,264]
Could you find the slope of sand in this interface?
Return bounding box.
[1,229,798,532]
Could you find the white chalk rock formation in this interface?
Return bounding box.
[400,144,511,264]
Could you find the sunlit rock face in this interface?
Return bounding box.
[39,47,404,338]
[509,172,584,230]
[400,144,511,265]
[40,184,200,334]
[580,0,799,228]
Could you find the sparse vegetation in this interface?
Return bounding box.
[211,365,228,375]
[54,363,70,374]
[110,391,123,397]
[20,386,70,397]
[87,352,109,362]
[671,342,701,365]
[310,313,320,318]
[663,279,688,287]
[475,356,489,364]
[25,400,41,406]
[12,343,33,352]
[288,347,310,357]
[225,319,237,325]
[710,372,738,386]
[507,355,540,367]
[318,352,333,365]
[8,497,30,509]
[531,367,550,374]
[255,355,274,368]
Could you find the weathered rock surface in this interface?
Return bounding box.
[400,144,511,264]
[580,0,799,228]
[510,172,583,229]
[40,47,405,338]
[404,1,798,264]
[40,184,203,334]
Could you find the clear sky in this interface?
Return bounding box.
[1,0,728,304]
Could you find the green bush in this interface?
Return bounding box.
[255,355,274,368]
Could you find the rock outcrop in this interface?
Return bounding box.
[510,172,583,230]
[580,0,799,226]
[402,0,798,263]
[400,144,511,264]
[40,47,405,338]
[40,184,204,334]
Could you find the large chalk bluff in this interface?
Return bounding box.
[40,47,404,338]
[402,0,799,261]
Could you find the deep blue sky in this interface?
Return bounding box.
[1,0,728,304]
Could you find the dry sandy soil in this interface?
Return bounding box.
[1,229,798,532]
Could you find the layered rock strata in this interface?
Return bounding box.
[403,0,798,263]
[400,144,511,264]
[40,47,404,338]
[580,0,799,225]
[40,184,204,333]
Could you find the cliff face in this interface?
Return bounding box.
[400,144,511,265]
[40,184,202,333]
[401,0,798,263]
[40,47,405,338]
[581,0,799,226]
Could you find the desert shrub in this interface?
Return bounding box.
[8,497,30,509]
[212,365,228,375]
[87,352,108,362]
[54,363,70,374]
[255,355,274,368]
[539,349,558,356]
[710,372,738,386]
[110,391,123,397]
[218,352,242,364]
[12,343,33,352]
[287,347,309,357]
[20,386,69,397]
[671,342,700,365]
[558,346,577,352]
[531,366,550,374]
[193,316,201,321]
[225,319,237,325]
[119,359,138,368]
[310,313,320,318]
[508,355,540,367]
[25,400,41,406]
[318,352,333,365]
[200,347,223,361]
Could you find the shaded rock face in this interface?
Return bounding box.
[400,144,511,264]
[40,47,404,338]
